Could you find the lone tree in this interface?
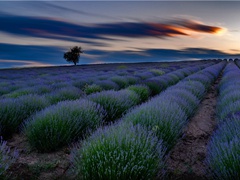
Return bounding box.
[64,46,83,66]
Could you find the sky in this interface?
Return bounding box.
[0,1,240,69]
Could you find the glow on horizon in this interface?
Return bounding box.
[0,59,54,68]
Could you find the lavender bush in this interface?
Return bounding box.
[122,98,187,150]
[0,137,19,178]
[88,90,140,123]
[123,75,140,85]
[46,86,83,104]
[3,87,36,98]
[162,88,200,116]
[127,84,150,102]
[110,76,129,89]
[30,84,53,95]
[206,62,239,179]
[206,117,240,179]
[175,81,206,99]
[50,82,73,89]
[23,99,105,152]
[217,90,240,114]
[0,86,13,97]
[72,79,90,90]
[84,84,103,95]
[95,80,120,90]
[169,70,186,79]
[142,65,204,96]
[143,78,167,96]
[135,71,155,80]
[149,69,165,76]
[0,95,49,138]
[70,123,166,180]
[122,62,224,152]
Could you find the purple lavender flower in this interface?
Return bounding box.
[46,86,84,104]
[88,90,140,123]
[70,122,166,179]
[0,95,49,138]
[0,137,19,177]
[23,99,105,152]
[94,80,120,90]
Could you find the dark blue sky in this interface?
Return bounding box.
[0,1,240,68]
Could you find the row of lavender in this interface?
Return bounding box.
[10,61,214,151]
[0,62,186,98]
[0,61,218,178]
[206,62,240,179]
[70,61,226,179]
[0,61,205,83]
[0,61,212,99]
[0,61,216,139]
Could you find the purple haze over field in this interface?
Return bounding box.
[0,1,240,69]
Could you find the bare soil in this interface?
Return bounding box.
[166,77,221,179]
[5,134,75,180]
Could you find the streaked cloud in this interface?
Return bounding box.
[1,43,239,69]
[0,13,224,42]
[84,47,239,63]
[169,19,223,34]
[0,43,64,63]
[0,59,53,69]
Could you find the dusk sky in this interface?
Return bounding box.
[0,1,240,69]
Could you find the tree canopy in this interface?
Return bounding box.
[64,46,83,65]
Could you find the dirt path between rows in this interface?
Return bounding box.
[166,76,221,179]
[6,134,74,180]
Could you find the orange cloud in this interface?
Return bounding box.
[145,19,224,38]
[147,23,189,37]
[170,19,224,34]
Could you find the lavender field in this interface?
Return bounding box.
[0,60,239,179]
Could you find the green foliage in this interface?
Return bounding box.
[143,79,165,96]
[110,76,129,89]
[70,123,165,180]
[127,85,150,102]
[160,64,169,68]
[88,90,140,123]
[149,69,165,76]
[0,95,50,138]
[4,88,34,98]
[206,118,240,179]
[117,65,127,69]
[72,79,90,90]
[84,84,103,95]
[23,99,105,152]
[122,100,187,151]
[47,86,83,104]
[124,76,140,85]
